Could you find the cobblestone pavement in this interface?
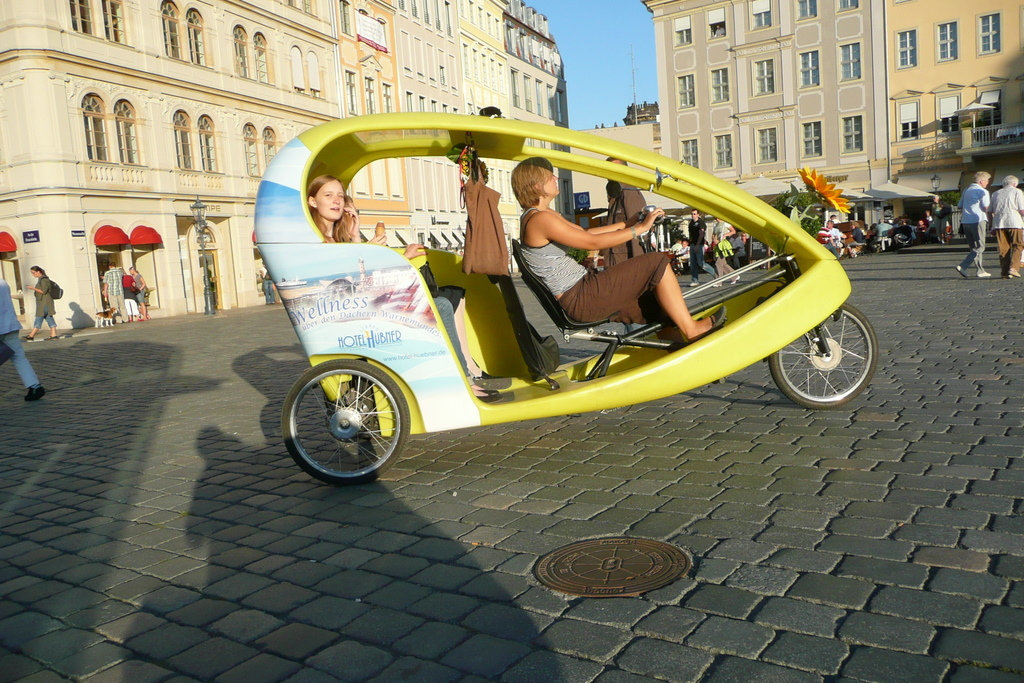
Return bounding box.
[1,245,1022,682]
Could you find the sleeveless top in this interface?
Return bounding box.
[518,208,587,296]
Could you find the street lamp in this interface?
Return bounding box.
[190,196,217,315]
[930,174,941,193]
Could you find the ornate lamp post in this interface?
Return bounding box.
[190,196,217,315]
[930,174,941,193]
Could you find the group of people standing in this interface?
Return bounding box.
[685,209,747,285]
[956,171,1024,280]
[101,262,149,322]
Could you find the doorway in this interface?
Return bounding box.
[1,255,24,316]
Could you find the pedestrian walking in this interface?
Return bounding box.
[988,175,1024,279]
[24,266,59,341]
[687,209,717,286]
[259,267,275,304]
[1,279,45,401]
[102,261,126,321]
[710,219,737,280]
[956,171,992,278]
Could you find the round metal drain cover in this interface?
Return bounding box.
[534,537,692,597]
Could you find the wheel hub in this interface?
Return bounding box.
[810,337,842,370]
[329,408,363,440]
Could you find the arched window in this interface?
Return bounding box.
[262,127,277,166]
[233,26,250,78]
[306,51,321,96]
[114,99,139,164]
[253,33,269,83]
[70,0,93,34]
[243,123,259,176]
[198,115,216,172]
[173,110,193,169]
[82,94,108,161]
[161,2,181,59]
[289,46,304,92]
[186,9,205,65]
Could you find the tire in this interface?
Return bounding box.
[892,229,913,249]
[282,359,409,485]
[768,303,877,410]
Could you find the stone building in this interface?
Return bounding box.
[887,0,1024,196]
[504,0,571,215]
[642,0,890,200]
[0,1,336,320]
[0,0,570,325]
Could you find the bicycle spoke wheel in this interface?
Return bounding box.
[282,360,409,485]
[768,303,877,409]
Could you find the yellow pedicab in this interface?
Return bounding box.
[255,113,877,485]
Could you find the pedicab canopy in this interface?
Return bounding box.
[255,113,850,433]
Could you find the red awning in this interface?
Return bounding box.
[0,231,15,252]
[252,229,257,243]
[94,225,131,246]
[130,225,163,245]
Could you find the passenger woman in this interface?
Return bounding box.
[511,158,719,343]
[307,175,498,401]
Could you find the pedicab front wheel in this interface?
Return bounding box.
[282,359,409,485]
[768,303,877,410]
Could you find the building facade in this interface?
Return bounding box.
[504,0,571,214]
[0,0,336,321]
[643,0,890,201]
[394,0,468,248]
[336,1,415,242]
[643,0,1024,220]
[887,0,1024,194]
[0,0,572,326]
[459,0,520,228]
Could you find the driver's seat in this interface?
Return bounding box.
[510,239,614,332]
[511,239,671,381]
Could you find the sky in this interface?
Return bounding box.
[538,1,660,131]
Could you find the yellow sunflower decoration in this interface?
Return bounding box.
[798,167,851,214]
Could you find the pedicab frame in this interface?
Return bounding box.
[255,112,874,485]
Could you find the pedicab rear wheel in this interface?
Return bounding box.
[282,359,409,485]
[768,303,877,409]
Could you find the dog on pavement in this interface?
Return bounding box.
[95,307,118,327]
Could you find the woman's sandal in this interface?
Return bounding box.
[472,386,502,403]
[687,308,727,343]
[471,371,498,381]
[24,336,35,342]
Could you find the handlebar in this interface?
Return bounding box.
[638,205,667,226]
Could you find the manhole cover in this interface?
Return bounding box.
[534,537,692,597]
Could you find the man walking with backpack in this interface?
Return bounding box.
[24,265,59,341]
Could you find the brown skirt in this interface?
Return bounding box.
[558,252,671,324]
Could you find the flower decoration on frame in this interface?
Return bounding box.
[798,167,851,214]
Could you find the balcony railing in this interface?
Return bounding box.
[174,170,224,191]
[87,162,150,186]
[969,121,1024,148]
